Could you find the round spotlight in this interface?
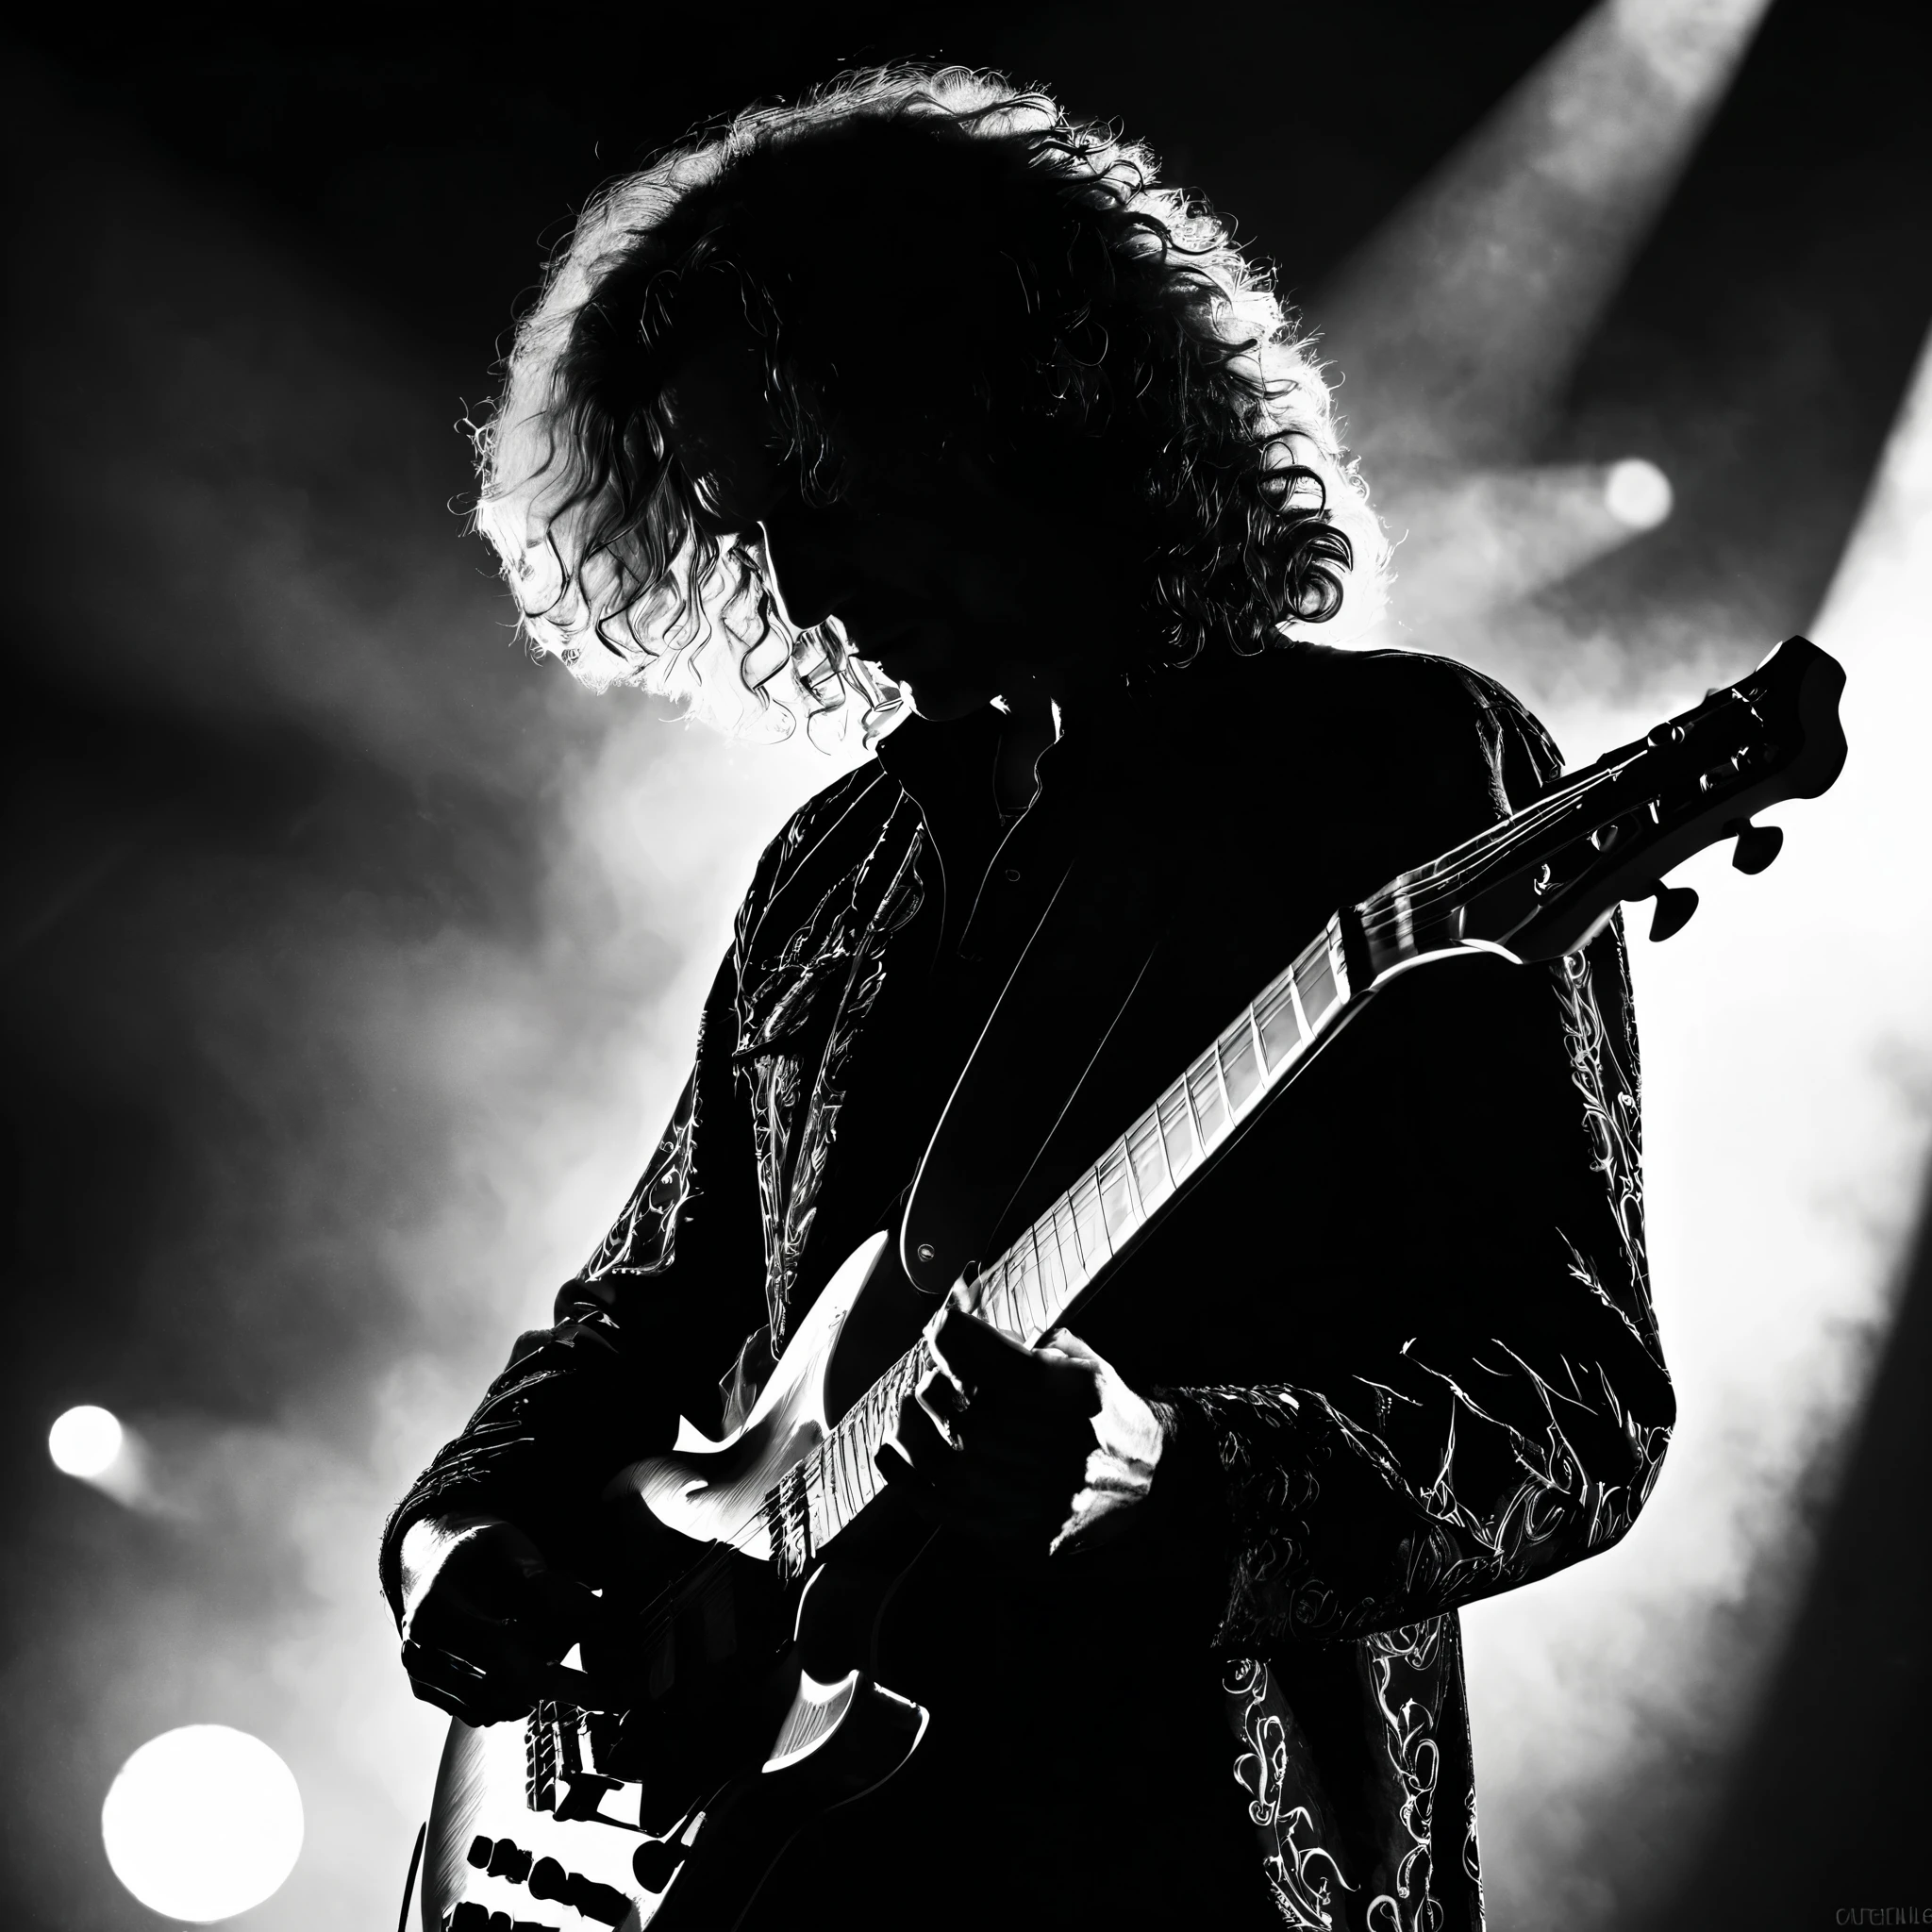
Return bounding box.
[102,1725,304,1923]
[48,1405,123,1478]
[1604,457,1674,531]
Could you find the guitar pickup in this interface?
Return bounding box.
[529,1857,631,1925]
[525,1704,639,1830]
[444,1906,552,1932]
[460,1840,631,1927]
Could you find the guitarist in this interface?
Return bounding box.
[383,68,1674,1931]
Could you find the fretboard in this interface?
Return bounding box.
[759,908,1372,1581]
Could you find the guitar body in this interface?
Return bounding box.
[419,1231,940,1932]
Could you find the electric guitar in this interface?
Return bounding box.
[413,637,1846,1932]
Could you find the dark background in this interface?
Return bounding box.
[3,4,1927,1926]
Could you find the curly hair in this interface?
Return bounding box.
[473,63,1386,737]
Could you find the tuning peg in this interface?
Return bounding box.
[1641,880,1699,941]
[1727,818,1784,874]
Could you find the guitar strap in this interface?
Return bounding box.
[898,744,1182,1296]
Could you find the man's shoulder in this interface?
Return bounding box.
[1224,639,1561,809]
[737,754,903,927]
[1247,635,1544,736]
[782,755,897,844]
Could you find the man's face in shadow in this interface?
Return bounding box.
[658,322,1143,719]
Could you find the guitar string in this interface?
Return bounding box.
[1361,688,1759,941]
[1357,753,1639,942]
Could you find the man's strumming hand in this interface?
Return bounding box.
[876,1284,1166,1555]
[397,1514,608,1726]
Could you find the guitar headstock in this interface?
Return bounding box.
[1420,636,1846,965]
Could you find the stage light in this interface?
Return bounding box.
[1324,0,1775,473]
[48,1404,123,1478]
[1604,458,1674,530]
[1381,459,1676,624]
[102,1725,304,1922]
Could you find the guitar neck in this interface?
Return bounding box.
[763,908,1374,1579]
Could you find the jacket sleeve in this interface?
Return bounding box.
[1155,675,1674,1648]
[376,941,768,1623]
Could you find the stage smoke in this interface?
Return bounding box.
[1385,459,1676,622]
[1323,0,1775,474]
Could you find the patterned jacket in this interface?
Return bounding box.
[383,641,1673,1931]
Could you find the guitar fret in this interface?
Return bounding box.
[861,1392,886,1500]
[764,1486,788,1576]
[1004,1257,1028,1330]
[773,1466,809,1582]
[1030,1229,1056,1328]
[1125,1111,1171,1213]
[1071,1172,1110,1264]
[838,1424,861,1531]
[1008,1236,1043,1335]
[1216,1013,1262,1114]
[1210,1040,1239,1131]
[1187,1051,1229,1150]
[1028,1224,1057,1331]
[1051,1195,1078,1281]
[804,1455,824,1552]
[1255,972,1302,1074]
[1034,1219,1068,1327]
[858,1393,882,1485]
[1052,1197,1091,1291]
[1158,1081,1197,1182]
[1098,1143,1139,1243]
[1295,924,1345,1030]
[1327,920,1355,1008]
[818,1440,837,1543]
[864,1391,890,1493]
[1007,1257,1030,1330]
[822,1441,841,1536]
[1287,970,1310,1042]
[976,1260,1008,1330]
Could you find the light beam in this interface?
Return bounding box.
[1462,320,1932,1928]
[1323,0,1776,475]
[1385,458,1674,620]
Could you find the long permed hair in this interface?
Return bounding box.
[473,64,1386,738]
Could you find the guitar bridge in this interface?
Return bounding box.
[524,1701,559,1813]
[525,1702,639,1832]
